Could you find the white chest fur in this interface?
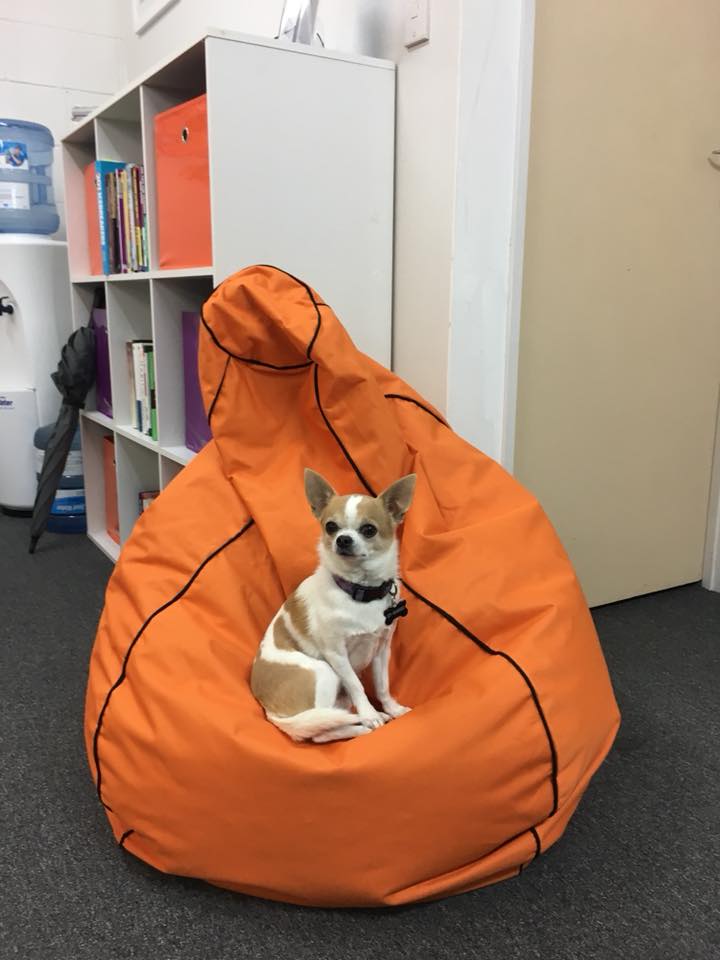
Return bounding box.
[296,571,392,662]
[345,629,386,672]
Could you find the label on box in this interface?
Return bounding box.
[35,447,83,478]
[0,140,30,209]
[50,487,86,516]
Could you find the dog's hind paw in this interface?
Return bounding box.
[382,701,411,719]
[358,710,388,730]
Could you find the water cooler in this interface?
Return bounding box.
[0,237,72,511]
[0,118,71,512]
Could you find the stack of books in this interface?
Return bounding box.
[85,160,149,275]
[126,340,157,439]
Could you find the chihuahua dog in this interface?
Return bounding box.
[251,469,416,743]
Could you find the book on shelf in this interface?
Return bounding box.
[145,344,158,440]
[125,339,158,439]
[84,160,149,275]
[84,160,123,275]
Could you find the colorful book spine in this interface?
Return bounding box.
[129,164,137,268]
[115,170,126,273]
[131,341,149,431]
[138,166,149,270]
[86,161,147,274]
[145,345,158,439]
[132,166,143,270]
[89,160,124,274]
[105,172,116,274]
[125,342,136,427]
[94,169,109,275]
[128,169,135,271]
[121,170,131,274]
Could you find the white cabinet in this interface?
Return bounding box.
[61,30,395,561]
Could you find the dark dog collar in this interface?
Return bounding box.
[332,575,409,626]
[332,575,395,603]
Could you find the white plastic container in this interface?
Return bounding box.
[0,236,72,510]
[0,389,38,509]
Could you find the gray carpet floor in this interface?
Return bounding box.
[1,512,719,960]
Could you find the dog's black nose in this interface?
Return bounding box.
[336,535,354,554]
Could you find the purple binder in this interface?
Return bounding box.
[92,308,112,417]
[182,311,212,453]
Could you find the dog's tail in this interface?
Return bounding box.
[267,707,363,742]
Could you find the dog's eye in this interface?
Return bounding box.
[359,523,377,539]
[325,521,339,535]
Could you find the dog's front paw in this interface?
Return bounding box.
[382,701,411,719]
[358,709,388,730]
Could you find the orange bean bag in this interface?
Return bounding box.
[85,265,620,907]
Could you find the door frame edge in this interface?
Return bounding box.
[702,386,720,591]
[445,0,536,470]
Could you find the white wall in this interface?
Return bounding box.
[0,1,127,238]
[123,0,279,75]
[2,1,531,458]
[124,1,403,74]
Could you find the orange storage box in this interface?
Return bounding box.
[85,265,619,907]
[154,94,212,269]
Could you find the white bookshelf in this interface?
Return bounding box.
[61,30,395,562]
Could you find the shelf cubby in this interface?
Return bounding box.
[151,275,213,451]
[94,87,143,165]
[80,416,119,563]
[106,279,152,430]
[160,456,186,490]
[114,433,160,543]
[63,128,97,279]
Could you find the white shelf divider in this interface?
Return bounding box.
[114,423,159,452]
[161,445,196,466]
[88,530,121,563]
[83,409,114,430]
[72,268,213,284]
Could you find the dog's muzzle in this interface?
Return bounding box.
[335,535,355,556]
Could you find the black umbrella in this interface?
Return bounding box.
[29,324,96,554]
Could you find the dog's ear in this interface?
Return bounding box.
[304,469,336,518]
[379,474,416,525]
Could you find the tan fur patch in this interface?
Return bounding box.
[273,616,298,651]
[321,495,394,537]
[284,591,310,639]
[359,497,394,540]
[250,657,316,717]
[321,495,352,524]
